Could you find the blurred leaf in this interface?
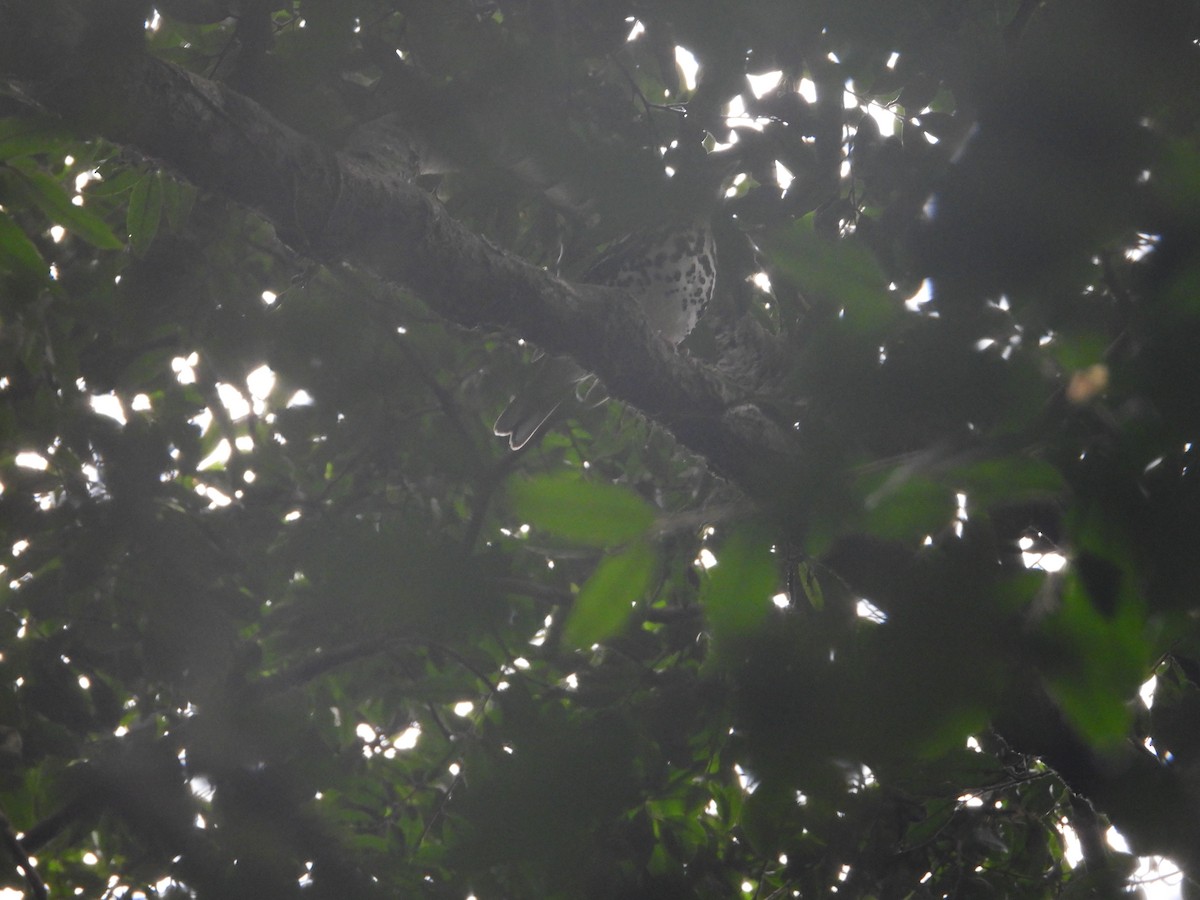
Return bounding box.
[700,526,776,648]
[859,472,951,543]
[1047,332,1110,371]
[563,541,656,649]
[0,210,48,284]
[160,176,196,233]
[1042,575,1150,747]
[795,561,823,611]
[127,171,164,256]
[951,457,1066,509]
[739,780,795,855]
[764,215,895,332]
[509,471,656,547]
[0,116,75,161]
[1154,139,1200,215]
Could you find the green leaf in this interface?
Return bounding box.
[563,541,656,649]
[0,210,48,284]
[1046,331,1110,371]
[509,471,656,547]
[859,471,952,543]
[1042,575,1149,746]
[11,168,124,250]
[1155,138,1200,216]
[795,561,823,611]
[83,167,143,198]
[763,216,894,332]
[699,526,776,646]
[950,457,1065,509]
[161,176,196,233]
[0,117,75,162]
[739,780,794,855]
[127,171,164,256]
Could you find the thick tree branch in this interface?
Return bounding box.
[1,0,800,500]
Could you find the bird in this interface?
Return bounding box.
[494,219,717,450]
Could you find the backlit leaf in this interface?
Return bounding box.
[509,471,656,547]
[700,526,776,646]
[563,541,656,649]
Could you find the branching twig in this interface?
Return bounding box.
[263,636,389,690]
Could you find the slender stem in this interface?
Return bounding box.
[0,805,48,900]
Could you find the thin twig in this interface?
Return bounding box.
[263,636,389,690]
[0,804,48,900]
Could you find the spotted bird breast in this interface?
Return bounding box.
[582,223,716,345]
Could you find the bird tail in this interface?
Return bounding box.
[493,355,585,450]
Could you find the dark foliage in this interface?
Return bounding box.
[2,1,1200,897]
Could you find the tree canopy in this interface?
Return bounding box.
[2,0,1200,897]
